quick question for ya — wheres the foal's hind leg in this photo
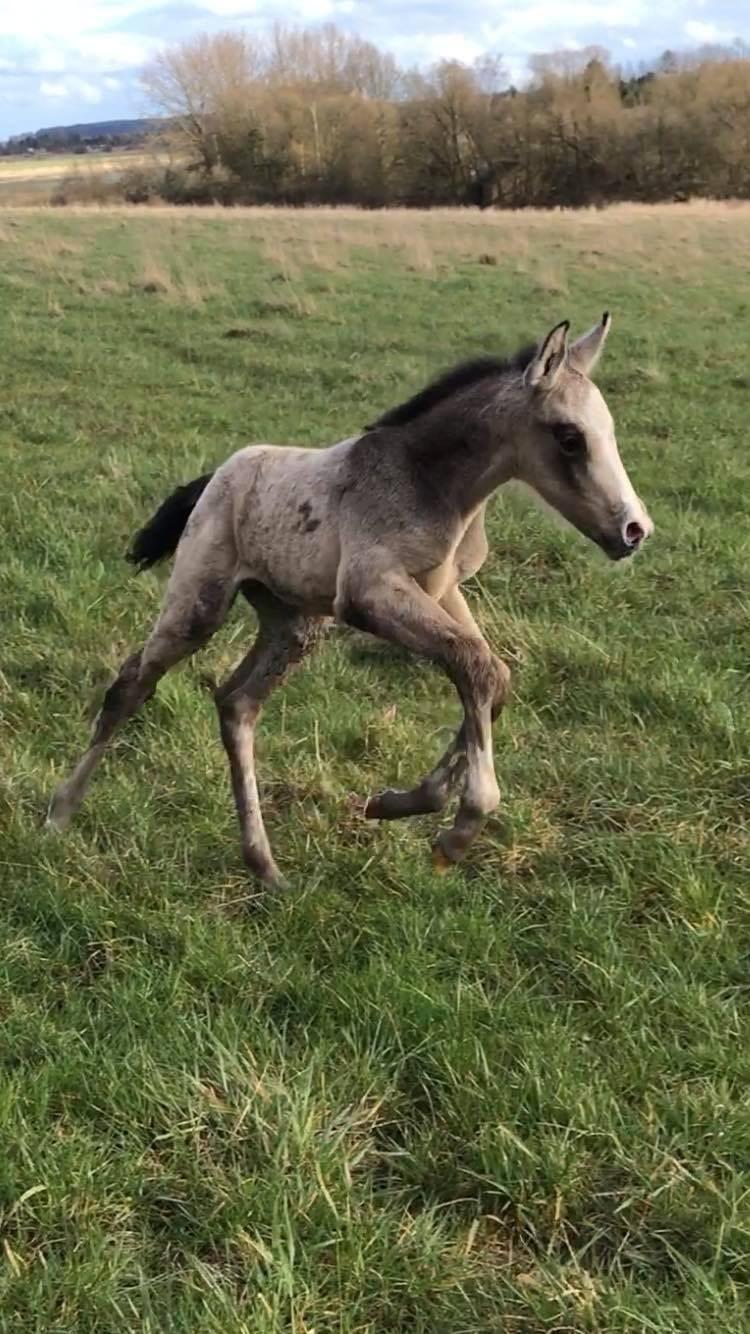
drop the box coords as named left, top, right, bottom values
left=215, top=587, right=323, bottom=890
left=46, top=571, right=235, bottom=830
left=365, top=586, right=509, bottom=822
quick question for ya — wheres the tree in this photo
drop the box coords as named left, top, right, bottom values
left=137, top=26, right=750, bottom=208
left=142, top=32, right=263, bottom=174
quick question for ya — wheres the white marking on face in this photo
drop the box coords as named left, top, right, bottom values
left=520, top=372, right=653, bottom=556
left=578, top=382, right=653, bottom=544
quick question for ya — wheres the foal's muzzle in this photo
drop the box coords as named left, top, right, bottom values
left=597, top=514, right=653, bottom=561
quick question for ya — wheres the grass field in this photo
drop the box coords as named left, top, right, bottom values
left=1, top=202, right=749, bottom=1331
left=0, top=152, right=151, bottom=204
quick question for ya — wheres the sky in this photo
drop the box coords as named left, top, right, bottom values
left=0, top=0, right=748, bottom=138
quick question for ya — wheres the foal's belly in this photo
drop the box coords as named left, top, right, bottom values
left=232, top=442, right=347, bottom=612
left=229, top=443, right=487, bottom=615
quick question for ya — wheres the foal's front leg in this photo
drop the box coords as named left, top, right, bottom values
left=338, top=569, right=509, bottom=867
left=363, top=726, right=467, bottom=820
left=364, top=585, right=507, bottom=822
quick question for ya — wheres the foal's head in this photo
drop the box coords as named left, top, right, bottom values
left=513, top=314, right=652, bottom=560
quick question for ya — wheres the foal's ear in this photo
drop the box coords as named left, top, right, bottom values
left=569, top=310, right=611, bottom=377
left=524, top=320, right=570, bottom=391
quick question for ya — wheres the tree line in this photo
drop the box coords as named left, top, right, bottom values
left=74, top=25, right=750, bottom=207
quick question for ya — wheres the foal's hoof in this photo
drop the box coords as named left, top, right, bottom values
left=363, top=791, right=388, bottom=819
left=251, top=882, right=291, bottom=908
left=431, top=844, right=456, bottom=875
left=45, top=793, right=73, bottom=832
left=243, top=871, right=292, bottom=912
left=431, top=828, right=472, bottom=873
left=242, top=848, right=290, bottom=896
left=345, top=794, right=368, bottom=819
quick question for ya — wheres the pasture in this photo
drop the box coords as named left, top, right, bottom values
left=0, top=152, right=152, bottom=205
left=1, top=202, right=749, bottom=1331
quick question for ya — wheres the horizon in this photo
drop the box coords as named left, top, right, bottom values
left=1, top=0, right=749, bottom=140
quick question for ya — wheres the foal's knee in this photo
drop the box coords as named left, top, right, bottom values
left=215, top=689, right=257, bottom=730
left=451, top=637, right=500, bottom=706
left=464, top=771, right=501, bottom=817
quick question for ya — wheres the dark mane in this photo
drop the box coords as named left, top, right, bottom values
left=366, top=343, right=538, bottom=431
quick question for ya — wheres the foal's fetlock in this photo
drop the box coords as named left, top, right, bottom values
left=242, top=843, right=288, bottom=892
left=431, top=813, right=489, bottom=872
left=364, top=780, right=446, bottom=820
left=46, top=774, right=92, bottom=830
left=45, top=788, right=77, bottom=831
left=363, top=744, right=468, bottom=822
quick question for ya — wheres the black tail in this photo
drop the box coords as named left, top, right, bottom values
left=126, top=472, right=214, bottom=571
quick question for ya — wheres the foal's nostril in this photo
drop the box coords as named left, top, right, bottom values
left=624, top=521, right=645, bottom=548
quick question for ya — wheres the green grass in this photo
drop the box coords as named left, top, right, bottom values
left=1, top=203, right=750, bottom=1331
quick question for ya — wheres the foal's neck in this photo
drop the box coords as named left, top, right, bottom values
left=405, top=385, right=518, bottom=516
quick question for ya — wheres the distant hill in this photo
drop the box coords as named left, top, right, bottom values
left=2, top=118, right=163, bottom=154
left=32, top=118, right=159, bottom=141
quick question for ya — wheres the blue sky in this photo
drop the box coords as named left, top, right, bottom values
left=0, top=0, right=748, bottom=137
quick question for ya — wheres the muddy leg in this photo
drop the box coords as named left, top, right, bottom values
left=46, top=572, right=235, bottom=829
left=215, top=587, right=323, bottom=890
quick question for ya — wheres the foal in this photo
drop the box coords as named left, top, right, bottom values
left=47, top=314, right=653, bottom=890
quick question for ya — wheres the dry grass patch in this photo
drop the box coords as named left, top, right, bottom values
left=128, top=234, right=225, bottom=304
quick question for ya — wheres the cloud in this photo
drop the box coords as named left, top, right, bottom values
left=74, top=33, right=152, bottom=67
left=684, top=19, right=734, bottom=44
left=36, top=52, right=68, bottom=73
left=198, top=0, right=258, bottom=11
left=113, top=3, right=220, bottom=34
left=39, top=76, right=103, bottom=103
left=481, top=0, right=645, bottom=43
left=392, top=31, right=485, bottom=64
left=6, top=2, right=138, bottom=43
left=2, top=0, right=750, bottom=138
left=299, top=0, right=358, bottom=15
left=39, top=80, right=68, bottom=98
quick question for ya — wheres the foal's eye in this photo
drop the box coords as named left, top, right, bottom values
left=551, top=423, right=587, bottom=457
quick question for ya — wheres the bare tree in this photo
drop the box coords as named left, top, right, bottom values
left=137, top=27, right=750, bottom=208
left=141, top=32, right=264, bottom=174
